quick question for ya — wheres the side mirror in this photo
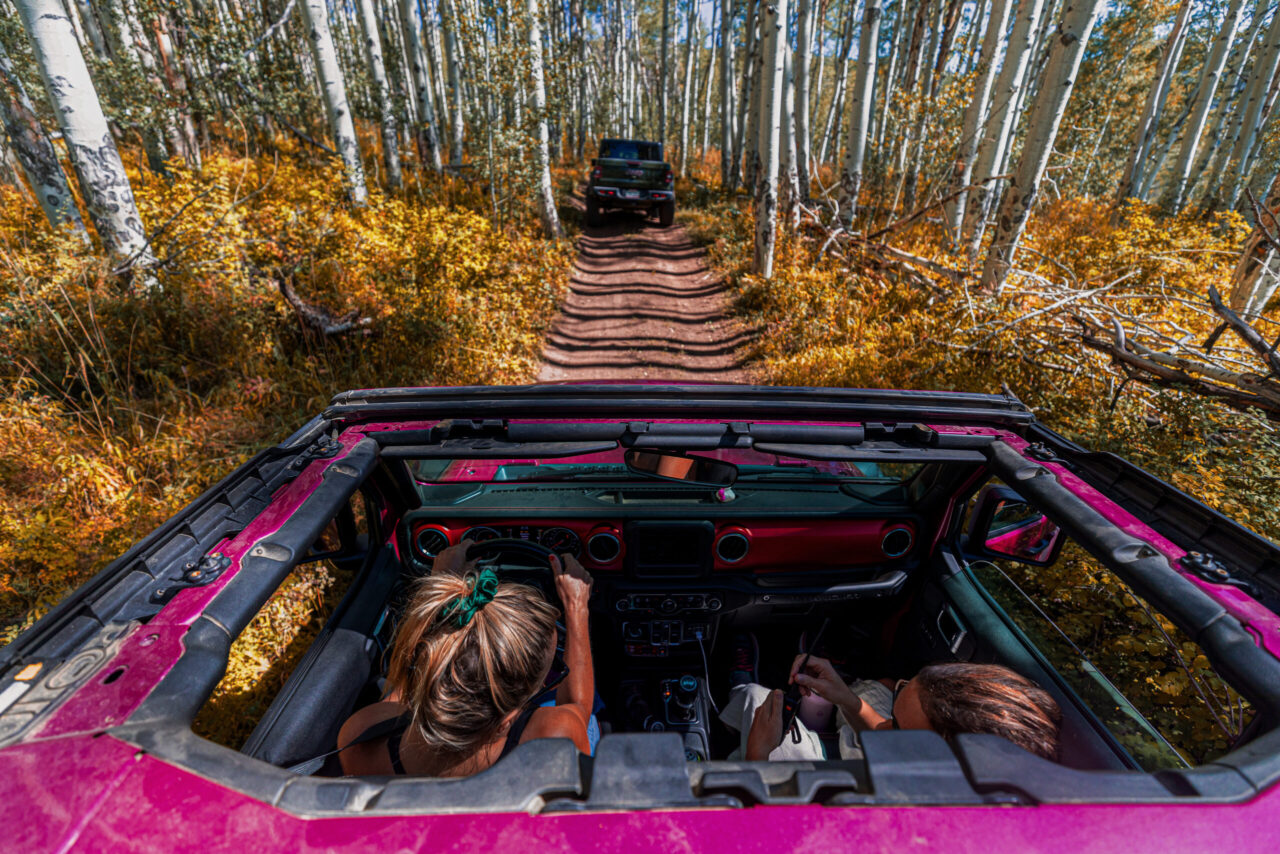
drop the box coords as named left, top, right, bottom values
left=969, top=486, right=1063, bottom=566
left=623, top=449, right=737, bottom=487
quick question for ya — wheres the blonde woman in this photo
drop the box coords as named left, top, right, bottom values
left=337, top=544, right=594, bottom=776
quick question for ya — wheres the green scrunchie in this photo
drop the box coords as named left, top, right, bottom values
left=439, top=566, right=500, bottom=628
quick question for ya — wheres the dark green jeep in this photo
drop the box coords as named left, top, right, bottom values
left=585, top=138, right=676, bottom=227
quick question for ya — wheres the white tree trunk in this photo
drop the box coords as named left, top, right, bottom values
left=720, top=0, right=734, bottom=186
left=358, top=0, right=403, bottom=187
left=660, top=0, right=671, bottom=144
left=1227, top=171, right=1280, bottom=318
left=979, top=0, right=1103, bottom=293
left=962, top=0, right=1044, bottom=260
left=527, top=0, right=561, bottom=238
left=745, top=0, right=767, bottom=190
left=1114, top=0, right=1193, bottom=206
left=299, top=0, right=368, bottom=205
left=733, top=0, right=761, bottom=191
left=0, top=42, right=86, bottom=235
left=400, top=0, right=444, bottom=171
left=441, top=0, right=466, bottom=166
left=70, top=0, right=108, bottom=59
left=754, top=0, right=787, bottom=277
left=838, top=0, right=882, bottom=219
left=16, top=0, right=153, bottom=268
left=943, top=0, right=1011, bottom=243
left=1222, top=8, right=1280, bottom=210
left=794, top=0, right=814, bottom=199
left=681, top=1, right=698, bottom=174
left=779, top=45, right=799, bottom=225
left=1161, top=0, right=1249, bottom=212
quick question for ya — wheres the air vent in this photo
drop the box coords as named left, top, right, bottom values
left=716, top=532, right=750, bottom=563
left=881, top=527, right=913, bottom=558
left=587, top=532, right=621, bottom=563
left=415, top=527, right=450, bottom=559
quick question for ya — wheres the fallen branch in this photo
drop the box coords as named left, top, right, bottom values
left=1208, top=284, right=1280, bottom=377
left=276, top=275, right=373, bottom=337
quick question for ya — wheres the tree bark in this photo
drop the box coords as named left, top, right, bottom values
left=659, top=0, right=671, bottom=146
left=16, top=0, right=154, bottom=269
left=754, top=0, right=787, bottom=277
left=779, top=45, right=799, bottom=224
left=0, top=42, right=86, bottom=235
left=732, top=0, right=760, bottom=192
left=962, top=0, right=1044, bottom=261
left=527, top=0, right=561, bottom=238
left=943, top=0, right=1011, bottom=243
left=1220, top=8, right=1280, bottom=210
left=1227, top=172, right=1280, bottom=318
left=400, top=0, right=444, bottom=171
left=298, top=0, right=368, bottom=205
left=838, top=0, right=882, bottom=219
left=979, top=0, right=1103, bottom=293
left=681, top=0, right=698, bottom=175
left=1162, top=0, right=1249, bottom=213
left=440, top=0, right=466, bottom=165
left=720, top=0, right=735, bottom=186
left=358, top=0, right=403, bottom=187
left=794, top=0, right=814, bottom=199
left=1114, top=0, right=1193, bottom=207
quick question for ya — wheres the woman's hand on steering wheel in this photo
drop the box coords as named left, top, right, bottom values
left=551, top=553, right=592, bottom=620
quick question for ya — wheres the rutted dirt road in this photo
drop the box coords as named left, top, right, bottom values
left=537, top=204, right=751, bottom=382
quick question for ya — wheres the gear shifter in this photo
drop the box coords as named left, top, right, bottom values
left=663, top=674, right=700, bottom=724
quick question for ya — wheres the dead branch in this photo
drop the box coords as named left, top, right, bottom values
left=1208, top=284, right=1280, bottom=377
left=277, top=275, right=373, bottom=337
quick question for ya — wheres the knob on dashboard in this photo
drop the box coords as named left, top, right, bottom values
left=660, top=598, right=678, bottom=614
left=706, top=598, right=723, bottom=611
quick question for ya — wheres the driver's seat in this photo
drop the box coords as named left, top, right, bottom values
left=240, top=546, right=398, bottom=768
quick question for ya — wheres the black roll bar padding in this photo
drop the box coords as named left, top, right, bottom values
left=983, top=440, right=1280, bottom=723
left=129, top=438, right=379, bottom=728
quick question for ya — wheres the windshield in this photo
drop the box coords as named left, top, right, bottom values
left=410, top=448, right=922, bottom=484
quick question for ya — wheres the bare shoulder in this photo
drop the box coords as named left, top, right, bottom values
left=338, top=700, right=408, bottom=748
left=521, top=704, right=591, bottom=753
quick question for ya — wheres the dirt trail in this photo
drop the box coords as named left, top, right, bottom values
left=537, top=203, right=751, bottom=382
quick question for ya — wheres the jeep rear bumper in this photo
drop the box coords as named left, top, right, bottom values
left=592, top=187, right=675, bottom=207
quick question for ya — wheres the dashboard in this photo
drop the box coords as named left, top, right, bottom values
left=403, top=516, right=920, bottom=574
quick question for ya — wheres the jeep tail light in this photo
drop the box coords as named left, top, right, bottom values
left=664, top=171, right=673, bottom=185
left=591, top=166, right=602, bottom=180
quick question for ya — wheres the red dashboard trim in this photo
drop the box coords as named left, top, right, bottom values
left=407, top=519, right=917, bottom=571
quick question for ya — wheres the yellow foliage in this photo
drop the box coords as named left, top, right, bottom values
left=0, top=143, right=572, bottom=645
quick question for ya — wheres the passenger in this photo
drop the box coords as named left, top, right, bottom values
left=720, top=646, right=1061, bottom=763
left=337, top=544, right=594, bottom=776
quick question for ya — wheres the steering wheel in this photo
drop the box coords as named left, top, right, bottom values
left=464, top=538, right=561, bottom=606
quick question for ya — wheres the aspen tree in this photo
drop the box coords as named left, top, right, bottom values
left=15, top=0, right=154, bottom=270
left=681, top=0, right=697, bottom=174
left=980, top=0, right=1103, bottom=293
left=1221, top=8, right=1280, bottom=210
left=779, top=46, right=799, bottom=225
left=963, top=0, right=1045, bottom=261
left=720, top=0, right=734, bottom=186
left=733, top=0, right=761, bottom=191
left=754, top=0, right=787, bottom=277
left=1115, top=0, right=1193, bottom=207
left=1227, top=171, right=1280, bottom=318
left=0, top=42, right=85, bottom=235
left=1163, top=0, right=1249, bottom=212
left=527, top=0, right=561, bottom=238
left=660, top=0, right=670, bottom=144
left=794, top=0, right=814, bottom=199
left=400, top=0, right=443, bottom=171
left=839, top=0, right=882, bottom=220
left=441, top=0, right=466, bottom=165
left=943, top=0, right=1011, bottom=243
left=357, top=0, right=403, bottom=187
left=297, top=0, right=368, bottom=205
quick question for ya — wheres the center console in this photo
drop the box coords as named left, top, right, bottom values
left=622, top=674, right=713, bottom=760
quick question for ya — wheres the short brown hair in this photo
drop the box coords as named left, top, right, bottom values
left=386, top=563, right=558, bottom=758
left=915, top=662, right=1062, bottom=761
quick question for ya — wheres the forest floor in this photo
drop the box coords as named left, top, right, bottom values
left=538, top=194, right=752, bottom=381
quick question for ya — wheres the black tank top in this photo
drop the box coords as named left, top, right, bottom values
left=365, top=707, right=539, bottom=775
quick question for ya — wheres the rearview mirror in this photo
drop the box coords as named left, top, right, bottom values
left=623, top=449, right=737, bottom=487
left=970, top=486, right=1063, bottom=566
